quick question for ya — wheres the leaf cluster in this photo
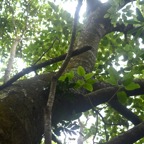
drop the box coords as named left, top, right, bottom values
left=59, top=66, right=96, bottom=92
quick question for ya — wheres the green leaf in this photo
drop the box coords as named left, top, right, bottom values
left=84, top=73, right=94, bottom=80
left=106, top=67, right=119, bottom=85
left=134, top=27, right=143, bottom=40
left=126, top=10, right=133, bottom=17
left=108, top=67, right=119, bottom=80
left=104, top=13, right=110, bottom=18
left=125, top=82, right=140, bottom=90
left=77, top=66, right=85, bottom=76
left=75, top=80, right=85, bottom=88
left=105, top=78, right=117, bottom=85
left=59, top=75, right=66, bottom=81
left=59, top=71, right=74, bottom=81
left=117, top=91, right=128, bottom=104
left=83, top=83, right=93, bottom=92
left=136, top=8, right=144, bottom=22
left=122, top=72, right=133, bottom=86
left=126, top=20, right=141, bottom=25
left=102, top=37, right=109, bottom=46
left=86, top=79, right=96, bottom=85
left=65, top=71, right=74, bottom=81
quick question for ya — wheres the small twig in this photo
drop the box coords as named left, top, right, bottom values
left=33, top=37, right=60, bottom=65
left=44, top=1, right=83, bottom=144
left=93, top=113, right=98, bottom=144
left=106, top=87, right=121, bottom=103
left=87, top=96, right=109, bottom=142
left=95, top=109, right=109, bottom=141
left=32, top=37, right=59, bottom=75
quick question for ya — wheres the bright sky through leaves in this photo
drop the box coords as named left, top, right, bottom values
left=50, top=0, right=108, bottom=23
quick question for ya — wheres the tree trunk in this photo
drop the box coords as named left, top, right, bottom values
left=4, top=36, right=21, bottom=83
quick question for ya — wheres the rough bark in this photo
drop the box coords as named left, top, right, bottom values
left=66, top=2, right=111, bottom=72
left=0, top=74, right=52, bottom=144
left=1, top=73, right=144, bottom=143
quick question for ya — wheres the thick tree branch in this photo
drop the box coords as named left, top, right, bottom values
left=71, top=80, right=144, bottom=116
left=108, top=99, right=142, bottom=125
left=1, top=72, right=144, bottom=143
left=105, top=121, right=144, bottom=144
left=114, top=23, right=144, bottom=38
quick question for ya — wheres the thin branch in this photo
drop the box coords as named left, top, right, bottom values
left=0, top=45, right=92, bottom=91
left=95, top=109, right=109, bottom=142
left=87, top=101, right=109, bottom=142
left=93, top=113, right=98, bottom=144
left=84, top=86, right=143, bottom=127
left=33, top=37, right=60, bottom=65
left=44, top=1, right=83, bottom=144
